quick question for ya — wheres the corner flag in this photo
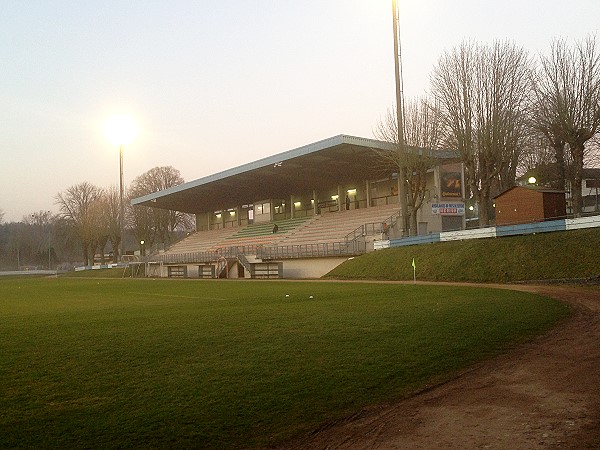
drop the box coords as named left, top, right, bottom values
left=411, top=258, right=416, bottom=283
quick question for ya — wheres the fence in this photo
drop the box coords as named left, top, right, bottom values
left=257, top=241, right=366, bottom=260
left=148, top=214, right=600, bottom=263
left=153, top=251, right=220, bottom=265
left=343, top=212, right=400, bottom=243
left=148, top=240, right=366, bottom=266
left=377, top=214, right=600, bottom=250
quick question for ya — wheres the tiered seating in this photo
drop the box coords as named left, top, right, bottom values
left=274, top=204, right=399, bottom=246
left=159, top=206, right=399, bottom=258
left=217, top=217, right=311, bottom=249
left=162, top=217, right=314, bottom=256
left=163, top=227, right=238, bottom=255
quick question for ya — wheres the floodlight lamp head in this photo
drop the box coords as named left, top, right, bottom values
left=105, top=115, right=137, bottom=146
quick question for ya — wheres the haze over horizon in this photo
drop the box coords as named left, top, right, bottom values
left=1, top=0, right=598, bottom=223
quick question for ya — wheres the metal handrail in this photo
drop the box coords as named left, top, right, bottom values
left=257, top=240, right=366, bottom=260
left=343, top=212, right=401, bottom=242
left=153, top=251, right=220, bottom=264
left=236, top=253, right=253, bottom=272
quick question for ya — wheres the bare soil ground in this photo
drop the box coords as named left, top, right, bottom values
left=279, top=284, right=600, bottom=449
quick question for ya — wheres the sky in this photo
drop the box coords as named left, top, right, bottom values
left=1, top=0, right=598, bottom=223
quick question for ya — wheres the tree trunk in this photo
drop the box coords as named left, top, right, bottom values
left=398, top=171, right=409, bottom=236
left=410, top=207, right=418, bottom=236
left=570, top=141, right=585, bottom=215
left=90, top=243, right=97, bottom=266
left=478, top=185, right=492, bottom=227
left=82, top=243, right=89, bottom=266
left=98, top=240, right=106, bottom=264
left=553, top=138, right=566, bottom=191
left=111, top=237, right=121, bottom=263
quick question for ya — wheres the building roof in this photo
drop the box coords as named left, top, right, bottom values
left=583, top=168, right=600, bottom=178
left=131, top=134, right=457, bottom=214
left=494, top=185, right=566, bottom=199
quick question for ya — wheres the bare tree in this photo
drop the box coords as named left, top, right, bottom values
left=99, top=186, right=122, bottom=263
left=87, top=196, right=112, bottom=265
left=518, top=133, right=565, bottom=184
left=128, top=202, right=156, bottom=249
left=587, top=134, right=600, bottom=167
left=375, top=97, right=445, bottom=235
left=24, top=211, right=56, bottom=269
left=531, top=36, right=600, bottom=213
left=431, top=41, right=531, bottom=226
left=128, top=166, right=193, bottom=250
left=529, top=93, right=568, bottom=190
left=6, top=222, right=31, bottom=269
left=55, top=182, right=104, bottom=265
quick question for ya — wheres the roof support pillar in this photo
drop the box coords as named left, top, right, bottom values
left=313, top=190, right=318, bottom=215
left=290, top=195, right=295, bottom=219
left=338, top=186, right=342, bottom=213
left=366, top=180, right=372, bottom=208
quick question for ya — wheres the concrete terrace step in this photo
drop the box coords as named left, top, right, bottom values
left=276, top=205, right=399, bottom=246
left=165, top=228, right=238, bottom=254
left=158, top=204, right=399, bottom=257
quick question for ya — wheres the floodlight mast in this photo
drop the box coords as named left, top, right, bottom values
left=105, top=114, right=136, bottom=263
left=392, top=0, right=408, bottom=236
left=119, top=144, right=124, bottom=262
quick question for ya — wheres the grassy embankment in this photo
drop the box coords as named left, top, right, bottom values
left=326, top=228, right=600, bottom=283
left=0, top=277, right=569, bottom=448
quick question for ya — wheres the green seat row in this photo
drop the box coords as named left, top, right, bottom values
left=225, top=217, right=309, bottom=239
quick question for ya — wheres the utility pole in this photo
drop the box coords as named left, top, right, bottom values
left=392, top=0, right=408, bottom=236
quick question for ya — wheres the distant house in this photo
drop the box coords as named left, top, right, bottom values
left=494, top=186, right=566, bottom=226
left=517, top=166, right=600, bottom=214
left=581, top=168, right=600, bottom=213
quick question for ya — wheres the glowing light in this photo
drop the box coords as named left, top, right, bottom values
left=105, top=115, right=137, bottom=146
left=528, top=176, right=537, bottom=184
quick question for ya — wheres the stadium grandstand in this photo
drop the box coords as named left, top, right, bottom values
left=131, top=134, right=463, bottom=279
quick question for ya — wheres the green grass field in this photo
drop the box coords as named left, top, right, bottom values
left=0, top=277, right=569, bottom=448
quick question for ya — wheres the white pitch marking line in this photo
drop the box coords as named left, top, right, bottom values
left=129, top=292, right=225, bottom=300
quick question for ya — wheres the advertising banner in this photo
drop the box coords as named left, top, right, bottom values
left=440, top=164, right=463, bottom=198
left=432, top=203, right=465, bottom=215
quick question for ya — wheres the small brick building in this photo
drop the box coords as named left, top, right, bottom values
left=494, top=186, right=567, bottom=226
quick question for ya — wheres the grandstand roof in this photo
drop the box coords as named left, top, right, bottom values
left=131, top=134, right=455, bottom=214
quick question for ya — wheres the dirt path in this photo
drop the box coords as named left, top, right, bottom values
left=280, top=284, right=600, bottom=449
